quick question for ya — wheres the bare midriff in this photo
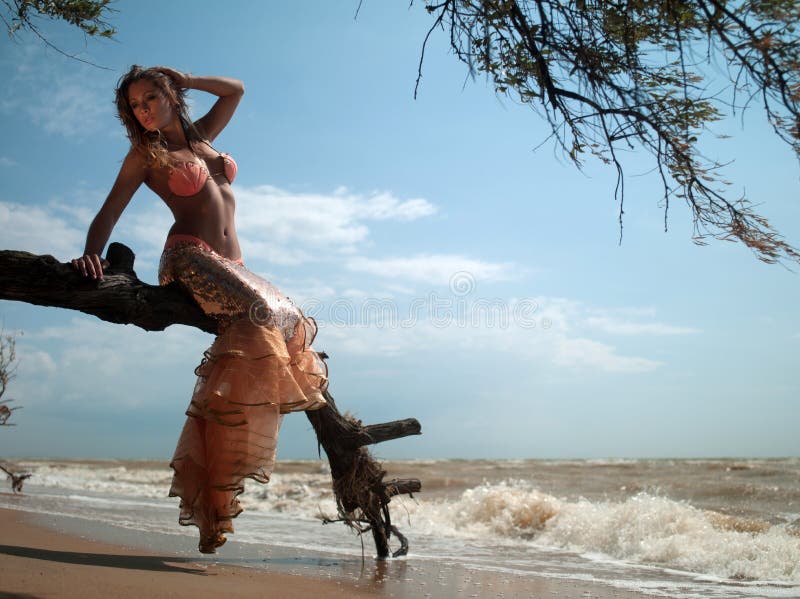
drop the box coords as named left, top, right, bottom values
left=146, top=155, right=242, bottom=261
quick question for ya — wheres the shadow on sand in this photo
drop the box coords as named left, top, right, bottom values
left=0, top=543, right=206, bottom=575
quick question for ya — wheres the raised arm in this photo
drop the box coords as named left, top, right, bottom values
left=72, top=150, right=146, bottom=279
left=155, top=67, right=244, bottom=142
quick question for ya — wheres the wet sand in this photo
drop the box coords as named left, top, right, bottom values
left=0, top=506, right=653, bottom=598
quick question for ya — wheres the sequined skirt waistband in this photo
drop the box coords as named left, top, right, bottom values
left=163, top=234, right=244, bottom=266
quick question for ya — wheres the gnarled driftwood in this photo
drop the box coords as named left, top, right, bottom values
left=0, top=462, right=31, bottom=493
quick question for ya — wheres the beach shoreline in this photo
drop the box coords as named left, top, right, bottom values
left=0, top=505, right=653, bottom=598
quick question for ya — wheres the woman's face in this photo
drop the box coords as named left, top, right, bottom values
left=127, top=79, right=175, bottom=131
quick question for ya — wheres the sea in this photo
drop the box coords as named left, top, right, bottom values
left=1, top=457, right=798, bottom=598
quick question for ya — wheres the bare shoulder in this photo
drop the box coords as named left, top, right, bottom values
left=117, top=147, right=157, bottom=191
left=121, top=146, right=149, bottom=174
left=102, top=147, right=149, bottom=210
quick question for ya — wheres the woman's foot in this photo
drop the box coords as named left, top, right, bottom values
left=198, top=531, right=227, bottom=554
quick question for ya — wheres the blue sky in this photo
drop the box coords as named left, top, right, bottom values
left=0, top=1, right=797, bottom=460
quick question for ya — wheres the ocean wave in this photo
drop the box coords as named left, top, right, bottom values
left=12, top=460, right=800, bottom=584
left=16, top=462, right=172, bottom=499
left=402, top=480, right=800, bottom=583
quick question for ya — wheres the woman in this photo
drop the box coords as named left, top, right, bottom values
left=72, top=65, right=328, bottom=553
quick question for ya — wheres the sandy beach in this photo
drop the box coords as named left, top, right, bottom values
left=0, top=507, right=379, bottom=599
left=0, top=505, right=656, bottom=599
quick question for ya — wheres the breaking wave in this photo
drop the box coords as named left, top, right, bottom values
left=404, top=480, right=800, bottom=582
left=9, top=460, right=800, bottom=584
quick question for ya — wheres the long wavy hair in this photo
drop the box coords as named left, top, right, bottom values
left=115, top=65, right=204, bottom=169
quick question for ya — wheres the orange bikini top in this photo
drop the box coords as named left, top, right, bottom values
left=168, top=146, right=238, bottom=198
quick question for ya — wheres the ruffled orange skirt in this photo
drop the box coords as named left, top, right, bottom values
left=159, top=235, right=327, bottom=552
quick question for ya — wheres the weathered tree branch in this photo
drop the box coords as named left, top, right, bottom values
left=0, top=244, right=217, bottom=333
left=361, top=419, right=423, bottom=446
left=0, top=400, right=20, bottom=426
left=307, top=393, right=422, bottom=558
left=0, top=462, right=31, bottom=493
left=0, top=243, right=422, bottom=558
left=420, top=0, right=800, bottom=264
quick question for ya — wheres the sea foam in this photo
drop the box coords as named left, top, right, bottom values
left=403, top=480, right=800, bottom=582
left=10, top=460, right=800, bottom=585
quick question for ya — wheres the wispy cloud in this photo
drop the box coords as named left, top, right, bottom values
left=319, top=312, right=659, bottom=373
left=234, top=184, right=437, bottom=264
left=585, top=315, right=700, bottom=336
left=0, top=157, right=17, bottom=167
left=19, top=317, right=210, bottom=409
left=345, top=254, right=520, bottom=286
left=0, top=47, right=113, bottom=138
left=2, top=182, right=439, bottom=265
left=552, top=337, right=661, bottom=373
left=0, top=200, right=84, bottom=256
left=29, top=79, right=110, bottom=137
left=3, top=187, right=672, bottom=376
left=115, top=202, right=174, bottom=258
left=330, top=186, right=437, bottom=221
left=300, top=291, right=681, bottom=374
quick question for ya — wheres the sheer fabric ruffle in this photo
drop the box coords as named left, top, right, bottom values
left=159, top=236, right=327, bottom=551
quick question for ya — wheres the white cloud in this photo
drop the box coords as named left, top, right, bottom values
left=532, top=302, right=697, bottom=340
left=321, top=324, right=413, bottom=358
left=553, top=337, right=661, bottom=373
left=1, top=182, right=441, bottom=272
left=30, top=79, right=109, bottom=137
left=0, top=191, right=170, bottom=274
left=0, top=48, right=113, bottom=138
left=256, top=287, right=671, bottom=375
left=235, top=185, right=437, bottom=260
left=237, top=237, right=316, bottom=267
left=585, top=316, right=700, bottom=336
left=0, top=157, right=17, bottom=167
left=116, top=203, right=174, bottom=259
left=47, top=198, right=98, bottom=226
left=20, top=317, right=211, bottom=409
left=15, top=348, right=57, bottom=374
left=335, top=188, right=436, bottom=221
left=0, top=201, right=84, bottom=256
left=317, top=302, right=660, bottom=374
left=345, top=254, right=520, bottom=286
left=2, top=188, right=671, bottom=377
